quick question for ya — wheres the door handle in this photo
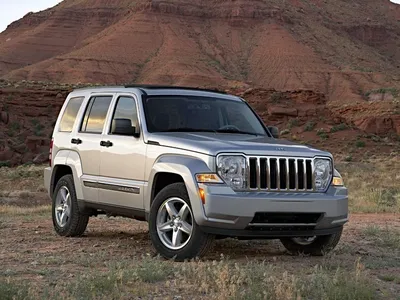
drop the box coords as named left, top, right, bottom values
left=100, top=140, right=113, bottom=148
left=71, top=138, right=82, bottom=145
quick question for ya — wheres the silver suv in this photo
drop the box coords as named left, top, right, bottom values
left=44, top=85, right=348, bottom=260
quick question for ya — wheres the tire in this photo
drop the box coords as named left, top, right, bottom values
left=52, top=174, right=89, bottom=237
left=280, top=228, right=343, bottom=256
left=149, top=182, right=214, bottom=261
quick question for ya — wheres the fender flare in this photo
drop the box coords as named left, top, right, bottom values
left=146, top=154, right=213, bottom=225
left=52, top=150, right=84, bottom=200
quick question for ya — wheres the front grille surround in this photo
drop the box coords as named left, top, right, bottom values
left=246, top=156, right=332, bottom=192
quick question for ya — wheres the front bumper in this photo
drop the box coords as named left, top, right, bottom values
left=195, top=184, right=348, bottom=237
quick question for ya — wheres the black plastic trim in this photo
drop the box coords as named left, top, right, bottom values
left=200, top=225, right=343, bottom=239
left=83, top=181, right=140, bottom=194
left=147, top=140, right=160, bottom=146
left=79, top=200, right=146, bottom=221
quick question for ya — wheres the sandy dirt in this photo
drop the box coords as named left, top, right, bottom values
left=1, top=201, right=399, bottom=299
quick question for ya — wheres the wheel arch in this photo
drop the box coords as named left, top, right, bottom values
left=151, top=172, right=185, bottom=204
left=51, top=150, right=84, bottom=199
left=145, top=154, right=213, bottom=225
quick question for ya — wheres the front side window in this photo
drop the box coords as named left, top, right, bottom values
left=59, top=96, right=84, bottom=132
left=143, top=96, right=267, bottom=136
left=110, top=96, right=138, bottom=134
left=80, top=96, right=112, bottom=133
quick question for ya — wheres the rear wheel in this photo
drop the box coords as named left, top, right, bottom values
left=52, top=174, right=89, bottom=237
left=149, top=182, right=214, bottom=260
left=280, top=228, right=343, bottom=256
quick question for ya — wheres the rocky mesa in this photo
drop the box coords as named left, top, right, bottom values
left=0, top=0, right=399, bottom=165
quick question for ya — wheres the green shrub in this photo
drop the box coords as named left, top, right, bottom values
left=317, top=129, right=329, bottom=140
left=270, top=92, right=285, bottom=103
left=32, top=119, right=44, bottom=136
left=10, top=121, right=20, bottom=131
left=288, top=118, right=299, bottom=129
left=355, top=141, right=366, bottom=148
left=331, top=123, right=348, bottom=133
left=304, top=121, right=316, bottom=132
left=0, top=161, right=11, bottom=168
left=365, top=87, right=399, bottom=98
left=344, top=155, right=353, bottom=162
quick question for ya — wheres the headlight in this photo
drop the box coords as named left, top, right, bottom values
left=217, top=155, right=246, bottom=190
left=314, top=158, right=333, bottom=192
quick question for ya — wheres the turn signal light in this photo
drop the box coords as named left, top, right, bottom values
left=199, top=188, right=206, bottom=204
left=332, top=177, right=344, bottom=186
left=196, top=174, right=223, bottom=183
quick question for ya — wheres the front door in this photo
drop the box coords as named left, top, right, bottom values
left=98, top=94, right=146, bottom=210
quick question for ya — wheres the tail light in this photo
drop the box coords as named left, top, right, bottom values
left=49, top=138, right=54, bottom=167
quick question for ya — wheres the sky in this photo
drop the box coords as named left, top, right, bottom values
left=0, top=0, right=63, bottom=33
left=0, top=0, right=400, bottom=33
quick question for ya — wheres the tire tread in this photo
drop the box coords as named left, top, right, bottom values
left=280, top=228, right=343, bottom=256
left=53, top=174, right=89, bottom=237
left=149, top=182, right=214, bottom=260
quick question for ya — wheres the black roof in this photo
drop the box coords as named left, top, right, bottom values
left=124, top=84, right=227, bottom=95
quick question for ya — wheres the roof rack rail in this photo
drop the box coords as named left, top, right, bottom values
left=124, top=84, right=227, bottom=94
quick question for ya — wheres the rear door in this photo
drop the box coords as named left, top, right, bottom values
left=98, top=93, right=146, bottom=210
left=71, top=94, right=115, bottom=202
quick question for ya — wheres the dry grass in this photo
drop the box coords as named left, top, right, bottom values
left=363, top=225, right=400, bottom=249
left=0, top=164, right=46, bottom=193
left=0, top=205, right=51, bottom=216
left=337, top=157, right=400, bottom=213
left=0, top=256, right=375, bottom=300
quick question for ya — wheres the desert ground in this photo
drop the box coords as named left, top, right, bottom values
left=0, top=159, right=399, bottom=300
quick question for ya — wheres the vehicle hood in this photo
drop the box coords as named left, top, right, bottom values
left=147, top=132, right=332, bottom=158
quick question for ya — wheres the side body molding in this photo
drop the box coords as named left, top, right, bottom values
left=145, top=155, right=213, bottom=225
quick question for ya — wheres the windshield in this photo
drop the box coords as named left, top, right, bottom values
left=143, top=96, right=267, bottom=136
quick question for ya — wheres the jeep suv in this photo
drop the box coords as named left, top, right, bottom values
left=44, top=85, right=348, bottom=260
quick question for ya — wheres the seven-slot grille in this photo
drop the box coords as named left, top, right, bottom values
left=247, top=157, right=315, bottom=191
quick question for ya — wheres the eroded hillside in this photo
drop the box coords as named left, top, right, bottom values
left=0, top=80, right=399, bottom=166
left=0, top=0, right=399, bottom=165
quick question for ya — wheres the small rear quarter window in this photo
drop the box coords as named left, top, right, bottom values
left=59, top=97, right=84, bottom=132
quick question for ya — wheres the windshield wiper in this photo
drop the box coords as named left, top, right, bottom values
left=216, top=128, right=260, bottom=136
left=161, top=128, right=217, bottom=133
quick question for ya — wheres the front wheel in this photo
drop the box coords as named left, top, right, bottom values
left=280, top=228, right=343, bottom=256
left=149, top=182, right=214, bottom=260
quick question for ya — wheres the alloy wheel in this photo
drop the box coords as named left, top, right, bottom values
left=156, top=197, right=194, bottom=250
left=55, top=186, right=71, bottom=228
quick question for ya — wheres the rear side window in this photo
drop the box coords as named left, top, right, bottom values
left=80, top=96, right=112, bottom=134
left=59, top=97, right=84, bottom=132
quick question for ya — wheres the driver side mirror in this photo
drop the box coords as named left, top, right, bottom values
left=112, top=118, right=140, bottom=138
left=268, top=126, right=279, bottom=138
